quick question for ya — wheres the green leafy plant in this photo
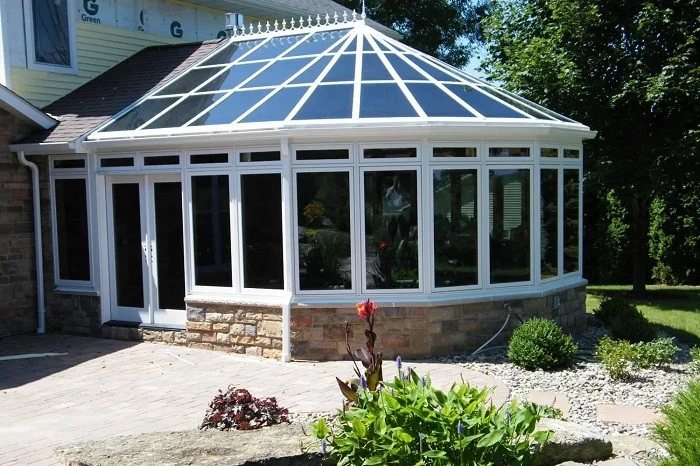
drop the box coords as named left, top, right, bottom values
left=653, top=379, right=700, bottom=466
left=200, top=386, right=289, bottom=431
left=507, top=317, right=578, bottom=370
left=312, top=368, right=551, bottom=465
left=596, top=336, right=637, bottom=380
left=631, top=337, right=679, bottom=369
left=690, top=347, right=700, bottom=373
left=593, top=297, right=656, bottom=342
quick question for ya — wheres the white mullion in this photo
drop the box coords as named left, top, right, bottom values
left=482, top=163, right=491, bottom=288
left=533, top=144, right=541, bottom=284
left=351, top=30, right=363, bottom=119
left=421, top=140, right=432, bottom=291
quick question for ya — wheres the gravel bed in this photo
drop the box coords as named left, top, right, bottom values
left=439, top=325, right=696, bottom=438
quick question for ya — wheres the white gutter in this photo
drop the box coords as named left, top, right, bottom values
left=16, top=151, right=45, bottom=334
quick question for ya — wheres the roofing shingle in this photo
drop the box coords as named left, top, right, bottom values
left=20, top=40, right=225, bottom=145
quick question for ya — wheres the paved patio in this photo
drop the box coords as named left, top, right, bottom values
left=0, top=333, right=508, bottom=465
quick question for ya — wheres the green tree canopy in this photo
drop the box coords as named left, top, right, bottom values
left=480, top=0, right=700, bottom=291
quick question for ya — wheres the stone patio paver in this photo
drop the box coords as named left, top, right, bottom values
left=526, top=390, right=571, bottom=418
left=596, top=404, right=662, bottom=425
left=0, top=334, right=508, bottom=465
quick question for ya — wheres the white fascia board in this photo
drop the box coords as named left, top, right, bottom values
left=0, top=86, right=56, bottom=129
left=9, top=142, right=74, bottom=155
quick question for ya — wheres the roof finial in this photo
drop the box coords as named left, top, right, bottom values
left=361, top=0, right=366, bottom=19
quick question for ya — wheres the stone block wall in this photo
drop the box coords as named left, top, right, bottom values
left=0, top=110, right=39, bottom=336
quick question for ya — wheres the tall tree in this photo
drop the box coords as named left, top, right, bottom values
left=336, top=0, right=485, bottom=67
left=480, top=0, right=700, bottom=293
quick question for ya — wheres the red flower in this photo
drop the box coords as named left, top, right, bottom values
left=378, top=240, right=389, bottom=250
left=356, top=299, right=378, bottom=319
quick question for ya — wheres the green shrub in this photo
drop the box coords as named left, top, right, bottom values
left=596, top=337, right=680, bottom=380
left=594, top=297, right=656, bottom=342
left=653, top=379, right=700, bottom=466
left=631, top=337, right=678, bottom=369
left=312, top=369, right=551, bottom=465
left=507, top=318, right=579, bottom=370
left=690, top=347, right=700, bottom=373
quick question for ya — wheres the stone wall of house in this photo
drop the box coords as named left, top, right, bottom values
left=0, top=110, right=40, bottom=337
left=291, top=285, right=586, bottom=361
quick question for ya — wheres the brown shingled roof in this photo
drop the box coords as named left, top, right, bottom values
left=20, top=40, right=225, bottom=145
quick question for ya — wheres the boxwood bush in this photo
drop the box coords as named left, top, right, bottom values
left=593, top=297, right=656, bottom=342
left=508, top=318, right=578, bottom=370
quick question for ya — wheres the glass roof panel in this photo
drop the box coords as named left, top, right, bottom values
left=404, top=55, right=461, bottom=82
left=198, top=62, right=266, bottom=92
left=445, top=84, right=528, bottom=118
left=293, top=84, right=353, bottom=120
left=143, top=93, right=224, bottom=129
left=289, top=56, right=332, bottom=84
left=384, top=54, right=427, bottom=81
left=243, top=57, right=314, bottom=88
left=240, top=34, right=306, bottom=62
left=199, top=39, right=263, bottom=66
left=102, top=97, right=178, bottom=132
left=367, top=37, right=390, bottom=51
left=406, top=83, right=475, bottom=117
left=360, top=83, right=418, bottom=118
left=345, top=35, right=358, bottom=52
left=154, top=67, right=224, bottom=96
left=476, top=86, right=557, bottom=120
left=361, top=54, right=393, bottom=81
left=286, top=30, right=349, bottom=56
left=190, top=89, right=272, bottom=126
left=322, top=55, right=356, bottom=82
left=240, top=86, right=310, bottom=123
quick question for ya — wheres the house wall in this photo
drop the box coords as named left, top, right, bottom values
left=0, top=109, right=39, bottom=336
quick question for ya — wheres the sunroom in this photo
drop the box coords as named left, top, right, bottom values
left=47, top=14, right=594, bottom=361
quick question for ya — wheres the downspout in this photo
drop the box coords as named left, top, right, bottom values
left=16, top=151, right=45, bottom=334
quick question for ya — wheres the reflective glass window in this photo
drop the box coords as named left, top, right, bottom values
left=200, top=39, right=263, bottom=66
left=477, top=86, right=553, bottom=120
left=540, top=169, right=559, bottom=279
left=296, top=149, right=349, bottom=160
left=384, top=54, right=427, bottom=81
left=489, top=147, right=530, bottom=157
left=433, top=147, right=477, bottom=158
left=364, top=148, right=417, bottom=159
left=297, top=172, right=352, bottom=290
left=243, top=58, right=313, bottom=88
left=405, top=55, right=459, bottom=82
left=361, top=84, right=417, bottom=118
left=322, top=55, right=356, bottom=82
left=192, top=175, right=232, bottom=286
left=153, top=182, right=185, bottom=310
left=286, top=30, right=349, bottom=56
left=191, top=153, right=228, bottom=164
left=365, top=37, right=390, bottom=51
left=541, top=148, right=558, bottom=158
left=564, top=149, right=580, bottom=159
left=241, top=34, right=306, bottom=61
left=54, top=179, right=90, bottom=281
left=101, top=157, right=134, bottom=168
left=407, top=83, right=474, bottom=117
left=433, top=169, right=478, bottom=287
left=364, top=170, right=419, bottom=289
left=144, top=155, right=179, bottom=166
left=144, top=94, right=224, bottom=129
left=564, top=169, right=580, bottom=273
left=241, top=86, right=309, bottom=123
left=104, top=98, right=178, bottom=132
left=362, top=54, right=393, bottom=81
left=489, top=169, right=531, bottom=284
left=345, top=36, right=359, bottom=52
left=446, top=85, right=527, bottom=118
left=53, top=159, right=85, bottom=169
left=239, top=151, right=280, bottom=162
left=191, top=89, right=271, bottom=126
left=294, top=85, right=353, bottom=120
left=32, top=0, right=70, bottom=66
left=112, top=183, right=143, bottom=307
left=241, top=174, right=284, bottom=289
left=154, top=68, right=223, bottom=95
left=198, top=63, right=266, bottom=92
left=290, top=56, right=332, bottom=84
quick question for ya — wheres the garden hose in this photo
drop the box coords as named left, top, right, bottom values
left=470, top=303, right=523, bottom=357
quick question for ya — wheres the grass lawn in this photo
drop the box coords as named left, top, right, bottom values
left=586, top=285, right=700, bottom=347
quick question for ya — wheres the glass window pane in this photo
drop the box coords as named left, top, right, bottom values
left=345, top=36, right=358, bottom=52
left=239, top=151, right=280, bottom=162
left=190, top=89, right=271, bottom=126
left=241, top=174, right=283, bottom=289
left=144, top=94, right=224, bottom=129
left=445, top=85, right=527, bottom=118
left=433, top=170, right=478, bottom=287
left=360, top=83, right=417, bottom=118
left=489, top=147, right=530, bottom=158
left=54, top=179, right=90, bottom=281
left=564, top=169, right=580, bottom=273
left=293, top=85, right=353, bottom=120
left=154, top=182, right=185, bottom=310
left=290, top=56, right=332, bottom=84
left=297, top=172, right=352, bottom=290
left=192, top=176, right=232, bottom=286
left=362, top=54, right=393, bottom=81
left=154, top=68, right=223, bottom=95
left=240, top=86, right=309, bottom=123
left=405, top=55, right=459, bottom=82
left=364, top=148, right=417, bottom=159
left=241, top=34, right=306, bottom=61
left=541, top=147, right=558, bottom=158
left=564, top=149, right=580, bottom=159
left=112, top=183, right=143, bottom=307
left=366, top=37, right=390, bottom=51
left=296, top=149, right=349, bottom=160
left=364, top=171, right=419, bottom=289
left=433, top=147, right=477, bottom=158
left=53, top=159, right=85, bottom=169
left=33, top=0, right=70, bottom=66
left=384, top=54, right=426, bottom=80
left=489, top=169, right=530, bottom=284
left=322, top=55, right=356, bottom=82
left=286, top=30, right=349, bottom=57
left=200, top=39, right=263, bottom=66
left=243, top=58, right=313, bottom=88
left=103, top=98, right=178, bottom=132
left=406, top=83, right=474, bottom=117
left=476, top=86, right=554, bottom=120
left=190, top=153, right=228, bottom=164
left=540, top=169, right=559, bottom=279
left=101, top=157, right=134, bottom=167
left=198, top=63, right=266, bottom=92
left=144, top=155, right=179, bottom=166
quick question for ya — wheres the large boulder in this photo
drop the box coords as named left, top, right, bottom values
left=535, top=419, right=613, bottom=466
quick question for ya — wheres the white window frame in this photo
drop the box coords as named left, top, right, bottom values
left=292, top=143, right=354, bottom=165
left=234, top=145, right=283, bottom=168
left=428, top=142, right=482, bottom=161
left=562, top=166, right=582, bottom=276
left=485, top=142, right=535, bottom=161
left=186, top=148, right=232, bottom=169
left=359, top=142, right=422, bottom=163
left=537, top=165, right=561, bottom=283
left=96, top=153, right=137, bottom=173
left=138, top=151, right=184, bottom=171
left=23, top=0, right=78, bottom=74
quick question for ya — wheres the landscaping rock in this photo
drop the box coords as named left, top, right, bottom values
left=55, top=423, right=322, bottom=466
left=534, top=418, right=613, bottom=466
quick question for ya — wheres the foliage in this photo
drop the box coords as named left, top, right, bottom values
left=507, top=318, right=578, bottom=370
left=595, top=336, right=679, bottom=380
left=690, top=347, right=700, bottom=373
left=594, top=297, right=656, bottom=343
left=303, top=200, right=327, bottom=227
left=653, top=379, right=700, bottom=466
left=312, top=369, right=551, bottom=465
left=302, top=233, right=351, bottom=289
left=631, top=337, right=678, bottom=369
left=200, top=386, right=289, bottom=431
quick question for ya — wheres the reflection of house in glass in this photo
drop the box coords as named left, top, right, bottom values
left=21, top=15, right=594, bottom=361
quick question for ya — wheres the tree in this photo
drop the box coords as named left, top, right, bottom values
left=479, top=0, right=700, bottom=293
left=336, top=0, right=486, bottom=67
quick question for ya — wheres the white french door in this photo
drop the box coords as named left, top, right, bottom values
left=105, top=175, right=186, bottom=326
